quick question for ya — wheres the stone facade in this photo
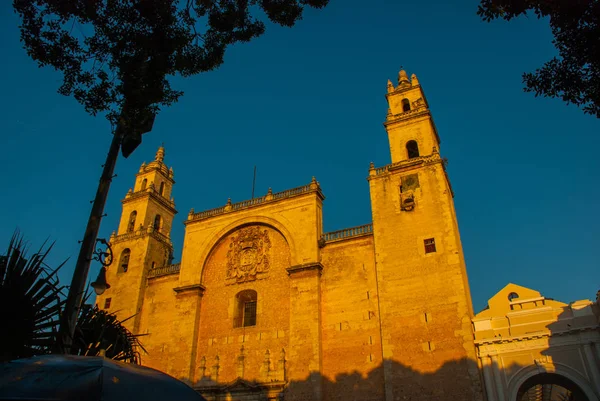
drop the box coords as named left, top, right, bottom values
left=97, top=70, right=486, bottom=401
left=473, top=284, right=600, bottom=401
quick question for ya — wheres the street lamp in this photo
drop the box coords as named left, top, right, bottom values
left=91, top=266, right=111, bottom=296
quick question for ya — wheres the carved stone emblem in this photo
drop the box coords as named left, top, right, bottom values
left=226, top=226, right=271, bottom=283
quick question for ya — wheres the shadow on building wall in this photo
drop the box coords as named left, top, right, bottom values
left=189, top=357, right=484, bottom=401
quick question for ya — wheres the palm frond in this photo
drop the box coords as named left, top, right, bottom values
left=0, top=231, right=66, bottom=362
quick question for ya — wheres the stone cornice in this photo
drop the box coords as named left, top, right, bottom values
left=122, top=188, right=178, bottom=215
left=287, top=262, right=323, bottom=276
left=186, top=180, right=325, bottom=224
left=474, top=325, right=599, bottom=346
left=110, top=227, right=174, bottom=249
left=173, top=283, right=206, bottom=294
left=384, top=108, right=430, bottom=126
left=368, top=151, right=444, bottom=179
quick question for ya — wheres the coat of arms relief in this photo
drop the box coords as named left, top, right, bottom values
left=226, top=226, right=272, bottom=284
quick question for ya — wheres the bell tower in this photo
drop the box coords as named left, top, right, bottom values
left=96, top=146, right=177, bottom=332
left=369, top=70, right=482, bottom=400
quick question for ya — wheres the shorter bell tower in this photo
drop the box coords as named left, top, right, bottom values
left=96, top=146, right=178, bottom=332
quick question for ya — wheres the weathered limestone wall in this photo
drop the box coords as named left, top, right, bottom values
left=135, top=274, right=180, bottom=373
left=319, top=235, right=384, bottom=401
left=369, top=161, right=481, bottom=401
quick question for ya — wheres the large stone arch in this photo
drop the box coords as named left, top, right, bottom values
left=507, top=362, right=597, bottom=401
left=198, top=215, right=297, bottom=283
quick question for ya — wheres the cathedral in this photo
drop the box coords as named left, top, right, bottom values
left=96, top=70, right=600, bottom=401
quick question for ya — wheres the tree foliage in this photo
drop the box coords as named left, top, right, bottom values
left=478, top=0, right=600, bottom=118
left=13, top=0, right=329, bottom=129
left=0, top=232, right=143, bottom=363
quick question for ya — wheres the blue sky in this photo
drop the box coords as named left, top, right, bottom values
left=0, top=0, right=598, bottom=312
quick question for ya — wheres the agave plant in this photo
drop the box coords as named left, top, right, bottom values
left=0, top=231, right=145, bottom=363
left=70, top=302, right=146, bottom=363
left=0, top=232, right=66, bottom=362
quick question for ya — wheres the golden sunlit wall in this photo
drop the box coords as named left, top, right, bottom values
left=96, top=71, right=487, bottom=401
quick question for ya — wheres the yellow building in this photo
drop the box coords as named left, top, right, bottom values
left=98, top=69, right=486, bottom=400
left=473, top=284, right=600, bottom=401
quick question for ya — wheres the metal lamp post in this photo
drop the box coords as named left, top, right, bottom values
left=57, top=109, right=155, bottom=354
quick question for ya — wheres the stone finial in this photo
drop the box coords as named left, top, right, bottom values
left=169, top=166, right=174, bottom=178
left=265, top=187, right=273, bottom=201
left=369, top=161, right=375, bottom=170
left=387, top=79, right=394, bottom=93
left=225, top=198, right=233, bottom=212
left=155, top=146, right=165, bottom=163
left=310, top=176, right=318, bottom=190
left=211, top=355, right=220, bottom=382
left=398, top=69, right=409, bottom=85
left=199, top=356, right=207, bottom=378
left=139, top=162, right=146, bottom=172
left=411, top=73, right=419, bottom=86
left=110, top=230, right=116, bottom=239
left=188, top=208, right=195, bottom=216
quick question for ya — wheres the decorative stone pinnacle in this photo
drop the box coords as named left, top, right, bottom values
left=267, top=187, right=272, bottom=195
left=369, top=161, right=375, bottom=170
left=189, top=208, right=195, bottom=215
left=226, top=198, right=232, bottom=205
left=398, top=69, right=409, bottom=84
left=411, top=73, right=419, bottom=86
left=155, top=146, right=165, bottom=162
left=387, top=79, right=394, bottom=93
left=310, top=176, right=318, bottom=190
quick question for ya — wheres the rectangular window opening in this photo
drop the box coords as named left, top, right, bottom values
left=104, top=298, right=112, bottom=309
left=424, top=238, right=436, bottom=253
left=243, top=301, right=257, bottom=327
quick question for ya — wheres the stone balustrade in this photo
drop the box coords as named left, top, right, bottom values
left=321, top=223, right=373, bottom=243
left=372, top=151, right=442, bottom=176
left=147, top=263, right=181, bottom=278
left=188, top=180, right=324, bottom=222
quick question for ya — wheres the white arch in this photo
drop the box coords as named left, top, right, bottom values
left=507, top=362, right=598, bottom=401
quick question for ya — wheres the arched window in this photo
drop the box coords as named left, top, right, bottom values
left=159, top=182, right=165, bottom=196
left=141, top=179, right=147, bottom=191
left=406, top=140, right=419, bottom=159
left=154, top=215, right=162, bottom=232
left=508, top=292, right=519, bottom=301
left=402, top=98, right=411, bottom=112
left=119, top=249, right=131, bottom=273
left=234, top=290, right=257, bottom=328
left=127, top=211, right=137, bottom=233
left=151, top=261, right=156, bottom=269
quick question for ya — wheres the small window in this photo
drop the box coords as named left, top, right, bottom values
left=104, top=298, right=112, bottom=309
left=234, top=290, right=257, bottom=328
left=402, top=98, right=411, bottom=112
left=159, top=182, right=165, bottom=196
left=406, top=140, right=420, bottom=159
left=424, top=238, right=436, bottom=253
left=154, top=215, right=162, bottom=232
left=127, top=211, right=137, bottom=233
left=508, top=292, right=519, bottom=301
left=141, top=178, right=147, bottom=191
left=151, top=261, right=156, bottom=269
left=119, top=249, right=131, bottom=273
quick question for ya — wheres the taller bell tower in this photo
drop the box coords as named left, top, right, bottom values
left=96, top=146, right=177, bottom=332
left=369, top=70, right=482, bottom=400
